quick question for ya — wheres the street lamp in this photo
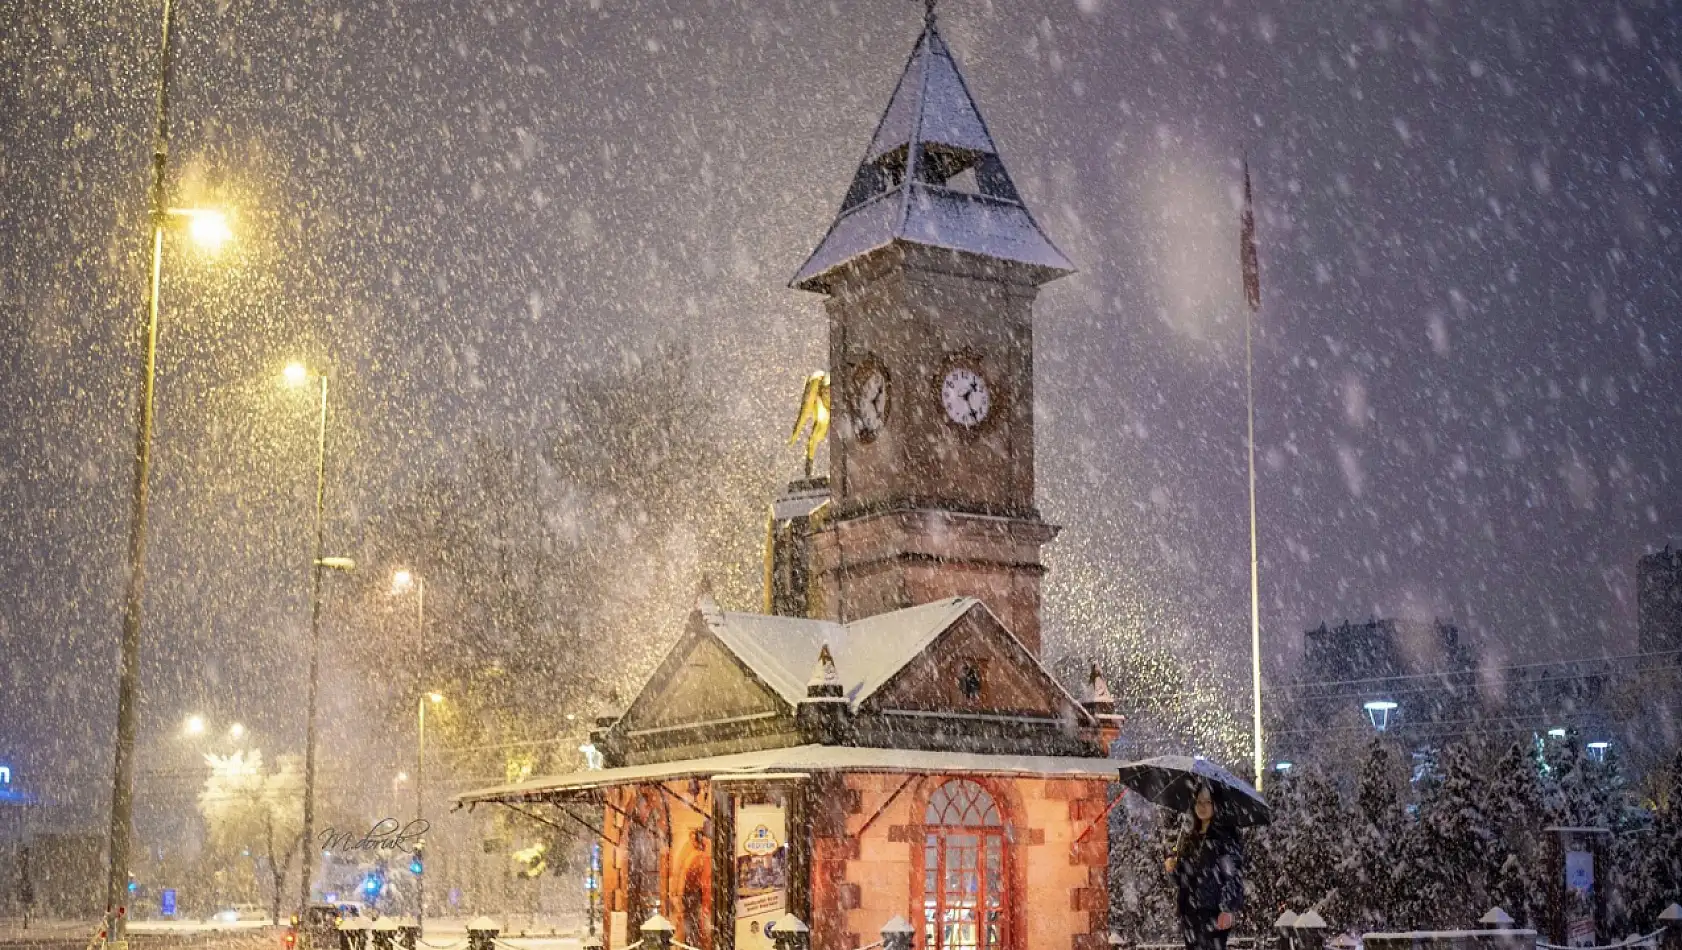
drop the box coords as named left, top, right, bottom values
left=228, top=723, right=245, bottom=740
left=182, top=715, right=206, bottom=737
left=103, top=0, right=236, bottom=924
left=414, top=692, right=443, bottom=933
left=284, top=362, right=351, bottom=930
left=1363, top=700, right=1399, bottom=732
left=393, top=564, right=434, bottom=932
left=166, top=207, right=233, bottom=252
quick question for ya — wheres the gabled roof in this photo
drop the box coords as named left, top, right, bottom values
left=791, top=24, right=1074, bottom=292
left=702, top=597, right=978, bottom=708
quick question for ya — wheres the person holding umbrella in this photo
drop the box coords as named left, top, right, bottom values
left=1115, top=756, right=1268, bottom=950
left=1163, top=782, right=1245, bottom=950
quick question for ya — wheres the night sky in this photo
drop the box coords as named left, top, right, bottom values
left=2, top=0, right=1680, bottom=812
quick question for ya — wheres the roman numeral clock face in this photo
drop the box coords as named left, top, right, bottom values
left=940, top=366, right=991, bottom=428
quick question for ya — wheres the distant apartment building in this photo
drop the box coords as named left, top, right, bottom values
left=1272, top=616, right=1626, bottom=777
left=1638, top=545, right=1682, bottom=659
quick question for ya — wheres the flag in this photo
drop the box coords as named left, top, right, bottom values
left=1241, top=158, right=1261, bottom=312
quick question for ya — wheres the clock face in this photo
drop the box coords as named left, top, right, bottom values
left=853, top=367, right=889, bottom=440
left=940, top=366, right=991, bottom=427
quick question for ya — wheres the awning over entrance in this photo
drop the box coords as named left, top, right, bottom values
left=453, top=744, right=1123, bottom=806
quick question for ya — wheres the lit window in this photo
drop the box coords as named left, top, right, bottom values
left=923, top=781, right=1007, bottom=950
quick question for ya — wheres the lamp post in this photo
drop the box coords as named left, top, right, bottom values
left=104, top=0, right=233, bottom=932
left=392, top=567, right=433, bottom=932
left=284, top=363, right=353, bottom=931
left=1363, top=700, right=1399, bottom=732
left=416, top=692, right=442, bottom=932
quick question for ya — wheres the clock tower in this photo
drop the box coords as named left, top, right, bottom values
left=792, top=11, right=1072, bottom=655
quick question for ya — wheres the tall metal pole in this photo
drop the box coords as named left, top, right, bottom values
left=414, top=576, right=426, bottom=934
left=1246, top=300, right=1264, bottom=791
left=416, top=694, right=426, bottom=932
left=1241, top=158, right=1265, bottom=791
left=298, top=374, right=329, bottom=927
left=106, top=0, right=179, bottom=940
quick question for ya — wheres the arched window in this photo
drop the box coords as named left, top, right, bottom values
left=923, top=780, right=1008, bottom=950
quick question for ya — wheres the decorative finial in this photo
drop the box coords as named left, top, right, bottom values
left=918, top=0, right=937, bottom=29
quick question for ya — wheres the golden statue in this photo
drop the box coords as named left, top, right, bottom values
left=788, top=370, right=830, bottom=478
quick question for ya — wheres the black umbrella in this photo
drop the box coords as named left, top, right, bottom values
left=1116, top=755, right=1272, bottom=827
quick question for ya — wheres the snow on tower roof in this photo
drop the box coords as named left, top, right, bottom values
left=790, top=22, right=1073, bottom=292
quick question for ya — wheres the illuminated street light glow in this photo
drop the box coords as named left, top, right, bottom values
left=1363, top=700, right=1399, bottom=731
left=187, top=211, right=231, bottom=250
left=183, top=715, right=206, bottom=737
left=165, top=208, right=232, bottom=251
left=1547, top=728, right=1567, bottom=739
left=283, top=362, right=311, bottom=387
left=427, top=692, right=444, bottom=705
left=229, top=723, right=245, bottom=739
left=392, top=569, right=415, bottom=593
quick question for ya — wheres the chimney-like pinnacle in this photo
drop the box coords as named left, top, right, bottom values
left=806, top=644, right=844, bottom=699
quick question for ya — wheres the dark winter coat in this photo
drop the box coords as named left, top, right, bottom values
left=1173, top=823, right=1245, bottom=925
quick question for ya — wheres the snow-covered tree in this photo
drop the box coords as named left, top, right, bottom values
left=1486, top=741, right=1550, bottom=929
left=197, top=750, right=304, bottom=923
left=1543, top=731, right=1610, bottom=829
left=1108, top=798, right=1178, bottom=941
left=1345, top=738, right=1408, bottom=930
left=1248, top=768, right=1352, bottom=927
left=1399, top=743, right=1497, bottom=928
left=1621, top=750, right=1682, bottom=928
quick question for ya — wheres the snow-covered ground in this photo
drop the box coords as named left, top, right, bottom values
left=0, top=918, right=281, bottom=950
left=414, top=916, right=585, bottom=950
left=0, top=916, right=586, bottom=950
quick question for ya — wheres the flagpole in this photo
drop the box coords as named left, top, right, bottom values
left=1247, top=293, right=1264, bottom=790
left=1241, top=159, right=1265, bottom=791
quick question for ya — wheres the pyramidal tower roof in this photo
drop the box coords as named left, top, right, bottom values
left=791, top=15, right=1074, bottom=292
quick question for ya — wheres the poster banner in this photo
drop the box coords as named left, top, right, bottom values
left=734, top=802, right=788, bottom=950
left=1564, top=849, right=1596, bottom=948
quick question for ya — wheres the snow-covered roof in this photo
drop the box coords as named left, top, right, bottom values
left=791, top=24, right=1073, bottom=292
left=703, top=596, right=1015, bottom=708
left=454, top=744, right=1124, bottom=806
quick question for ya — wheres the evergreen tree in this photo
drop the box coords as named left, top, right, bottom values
left=1486, top=741, right=1549, bottom=929
left=1401, top=743, right=1497, bottom=928
left=1347, top=738, right=1408, bottom=930
left=1250, top=768, right=1352, bottom=927
left=1624, top=750, right=1682, bottom=927
left=1543, top=731, right=1603, bottom=828
left=1109, top=800, right=1179, bottom=941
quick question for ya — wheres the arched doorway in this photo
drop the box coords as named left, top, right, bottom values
left=921, top=780, right=1010, bottom=950
left=679, top=854, right=711, bottom=950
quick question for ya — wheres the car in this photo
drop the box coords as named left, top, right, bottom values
left=212, top=904, right=268, bottom=925
left=287, top=902, right=356, bottom=949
